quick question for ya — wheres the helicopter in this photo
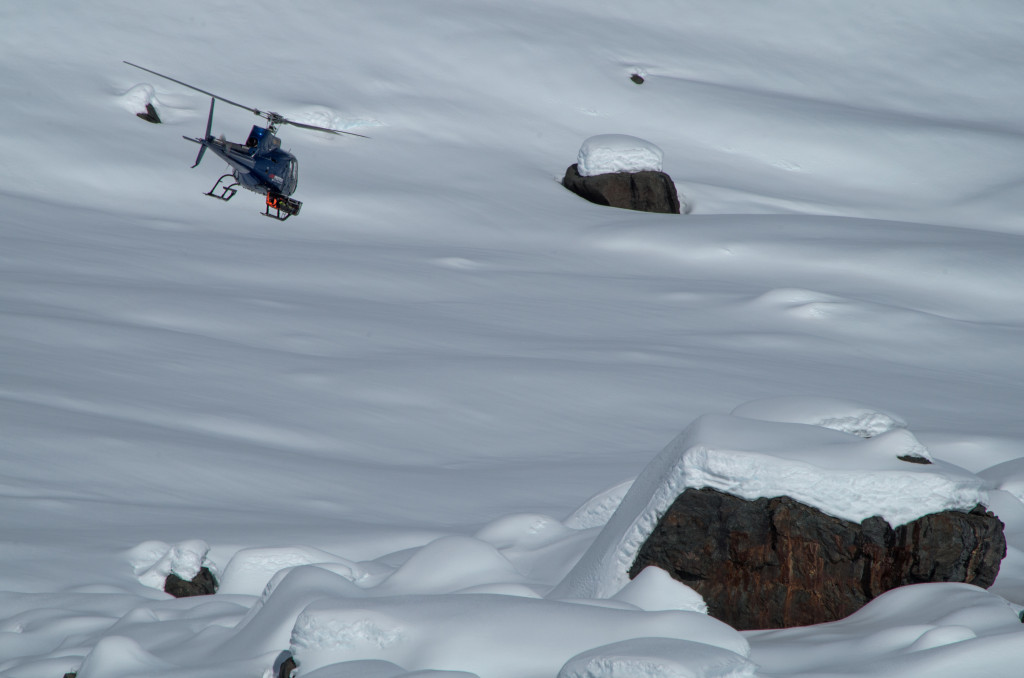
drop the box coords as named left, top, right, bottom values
left=124, top=61, right=368, bottom=221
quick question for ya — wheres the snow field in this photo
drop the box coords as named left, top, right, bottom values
left=4, top=0, right=1024, bottom=677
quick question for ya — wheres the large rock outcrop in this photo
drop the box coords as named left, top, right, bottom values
left=630, top=487, right=1006, bottom=630
left=550, top=400, right=1003, bottom=632
left=562, top=163, right=681, bottom=214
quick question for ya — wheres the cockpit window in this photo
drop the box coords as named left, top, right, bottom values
left=284, top=157, right=298, bottom=195
left=246, top=125, right=267, bottom=147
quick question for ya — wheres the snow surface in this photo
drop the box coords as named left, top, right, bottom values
left=577, top=135, right=664, bottom=176
left=558, top=637, right=756, bottom=678
left=5, top=1, right=1024, bottom=677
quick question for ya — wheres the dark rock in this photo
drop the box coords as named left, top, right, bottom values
left=279, top=655, right=297, bottom=678
left=164, top=566, right=218, bottom=598
left=136, top=102, right=161, bottom=124
left=898, top=454, right=932, bottom=464
left=562, top=163, right=680, bottom=214
left=630, top=73, right=645, bottom=85
left=63, top=673, right=77, bottom=678
left=630, top=487, right=1006, bottom=630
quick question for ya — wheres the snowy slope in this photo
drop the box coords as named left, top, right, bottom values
left=4, top=1, right=1024, bottom=676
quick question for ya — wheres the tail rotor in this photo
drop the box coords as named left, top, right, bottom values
left=187, top=97, right=216, bottom=168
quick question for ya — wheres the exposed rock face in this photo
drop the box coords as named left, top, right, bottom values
left=164, top=566, right=218, bottom=598
left=562, top=164, right=680, bottom=214
left=630, top=487, right=1006, bottom=630
left=136, top=102, right=161, bottom=124
left=278, top=655, right=297, bottom=678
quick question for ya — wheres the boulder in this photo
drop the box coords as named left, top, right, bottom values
left=136, top=102, right=161, bottom=124
left=164, top=566, right=218, bottom=598
left=629, top=487, right=1006, bottom=630
left=278, top=654, right=297, bottom=678
left=563, top=163, right=680, bottom=214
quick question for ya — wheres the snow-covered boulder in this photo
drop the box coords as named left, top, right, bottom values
left=118, top=83, right=162, bottom=123
left=563, top=134, right=683, bottom=214
left=127, top=539, right=219, bottom=597
left=550, top=399, right=1005, bottom=628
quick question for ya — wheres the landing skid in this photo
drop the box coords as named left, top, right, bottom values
left=205, top=174, right=238, bottom=201
left=264, top=193, right=302, bottom=221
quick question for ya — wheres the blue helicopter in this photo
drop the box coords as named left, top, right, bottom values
left=125, top=61, right=368, bottom=221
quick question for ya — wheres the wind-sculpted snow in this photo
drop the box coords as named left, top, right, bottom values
left=611, top=566, right=707, bottom=614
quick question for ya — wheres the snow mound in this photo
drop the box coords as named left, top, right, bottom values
left=301, top=660, right=408, bottom=678
left=476, top=513, right=575, bottom=549
left=292, top=106, right=384, bottom=138
left=116, top=83, right=158, bottom=118
left=746, top=583, right=1023, bottom=675
left=302, top=661, right=480, bottom=678
left=290, top=593, right=748, bottom=678
left=224, top=565, right=369, bottom=658
left=127, top=539, right=213, bottom=591
left=77, top=635, right=170, bottom=678
left=979, top=458, right=1024, bottom=504
left=552, top=404, right=988, bottom=599
left=577, top=135, right=664, bottom=177
left=731, top=396, right=908, bottom=439
left=612, top=566, right=707, bottom=614
left=219, top=545, right=375, bottom=596
left=373, top=535, right=525, bottom=594
left=558, top=637, right=757, bottom=678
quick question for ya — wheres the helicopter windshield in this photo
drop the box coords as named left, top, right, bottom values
left=284, top=157, right=298, bottom=195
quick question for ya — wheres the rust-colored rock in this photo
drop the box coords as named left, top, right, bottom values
left=630, top=487, right=1005, bottom=630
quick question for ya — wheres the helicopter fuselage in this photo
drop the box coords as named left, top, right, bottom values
left=185, top=124, right=298, bottom=197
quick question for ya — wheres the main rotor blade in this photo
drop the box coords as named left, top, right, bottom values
left=284, top=118, right=371, bottom=138
left=124, top=61, right=262, bottom=117
left=125, top=61, right=369, bottom=139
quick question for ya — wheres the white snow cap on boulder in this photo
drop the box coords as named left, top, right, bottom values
left=551, top=398, right=989, bottom=600
left=577, top=134, right=664, bottom=177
